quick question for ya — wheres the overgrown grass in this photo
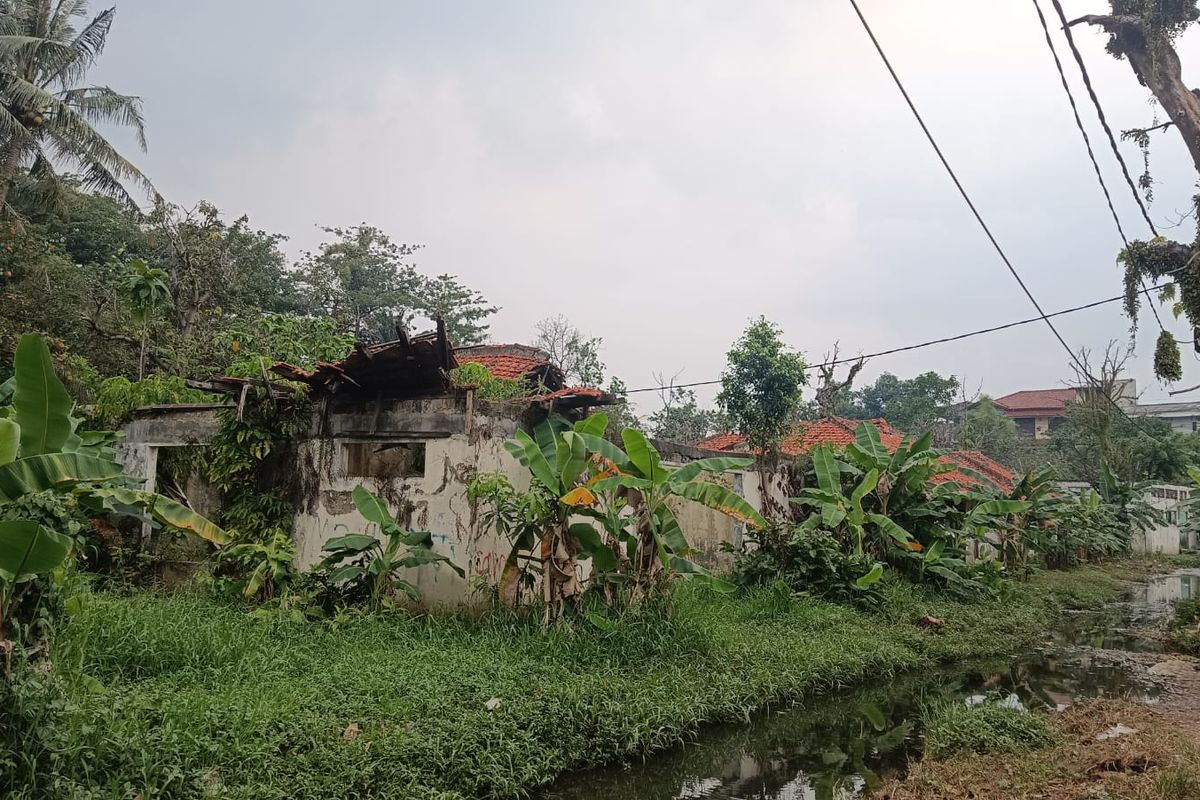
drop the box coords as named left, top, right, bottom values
left=1168, top=596, right=1200, bottom=655
left=923, top=699, right=1058, bottom=758
left=3, top=567, right=1130, bottom=799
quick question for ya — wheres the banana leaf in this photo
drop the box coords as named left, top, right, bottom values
left=351, top=486, right=399, bottom=533
left=668, top=556, right=735, bottom=593
left=82, top=486, right=228, bottom=545
left=506, top=429, right=560, bottom=494
left=866, top=513, right=913, bottom=546
left=672, top=479, right=767, bottom=528
left=0, top=453, right=123, bottom=501
left=854, top=562, right=885, bottom=588
left=0, top=418, right=18, bottom=466
left=811, top=445, right=841, bottom=495
left=570, top=523, right=618, bottom=572
left=854, top=421, right=890, bottom=461
left=576, top=433, right=632, bottom=471
left=589, top=475, right=655, bottom=494
left=668, top=456, right=754, bottom=484
left=322, top=534, right=380, bottom=553
left=0, top=519, right=72, bottom=583
left=556, top=431, right=588, bottom=488
left=621, top=428, right=664, bottom=482
left=573, top=412, right=608, bottom=438
left=11, top=334, right=75, bottom=457
left=396, top=546, right=465, bottom=577
left=849, top=468, right=879, bottom=508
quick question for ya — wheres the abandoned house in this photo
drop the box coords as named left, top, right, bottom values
left=115, top=328, right=787, bottom=607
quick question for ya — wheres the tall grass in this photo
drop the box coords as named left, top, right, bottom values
left=1, top=569, right=1124, bottom=799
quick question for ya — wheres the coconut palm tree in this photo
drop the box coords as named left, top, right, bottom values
left=0, top=0, right=156, bottom=215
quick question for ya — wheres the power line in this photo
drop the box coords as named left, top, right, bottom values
left=1047, top=0, right=1159, bottom=238
left=621, top=278, right=1176, bottom=395
left=1039, top=0, right=1168, bottom=334
left=843, top=0, right=1166, bottom=443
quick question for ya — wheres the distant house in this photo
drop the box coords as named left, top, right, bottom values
left=993, top=380, right=1200, bottom=437
left=1128, top=400, right=1200, bottom=434
left=697, top=416, right=1015, bottom=492
left=992, top=388, right=1078, bottom=439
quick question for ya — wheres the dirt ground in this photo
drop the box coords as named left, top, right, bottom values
left=881, top=561, right=1200, bottom=800
left=879, top=700, right=1200, bottom=800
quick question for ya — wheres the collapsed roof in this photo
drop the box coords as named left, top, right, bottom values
left=262, top=326, right=616, bottom=411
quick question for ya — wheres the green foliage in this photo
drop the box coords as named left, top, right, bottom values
left=841, top=371, right=960, bottom=434
left=0, top=334, right=224, bottom=646
left=212, top=529, right=298, bottom=602
left=923, top=699, right=1057, bottom=758
left=447, top=361, right=528, bottom=400
left=0, top=0, right=155, bottom=211
left=647, top=385, right=726, bottom=445
left=1034, top=489, right=1130, bottom=570
left=314, top=486, right=463, bottom=610
left=295, top=224, right=496, bottom=344
left=717, top=316, right=808, bottom=458
left=17, top=566, right=1113, bottom=798
left=473, top=414, right=758, bottom=619
left=217, top=312, right=354, bottom=376
left=730, top=525, right=883, bottom=607
left=1155, top=329, right=1184, bottom=381
left=93, top=373, right=214, bottom=428
left=957, top=396, right=1052, bottom=473
left=1168, top=596, right=1200, bottom=654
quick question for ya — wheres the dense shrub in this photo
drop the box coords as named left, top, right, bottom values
left=730, top=525, right=882, bottom=608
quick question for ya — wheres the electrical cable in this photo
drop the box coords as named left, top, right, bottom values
left=622, top=276, right=1182, bottom=395
left=1041, top=0, right=1170, bottom=334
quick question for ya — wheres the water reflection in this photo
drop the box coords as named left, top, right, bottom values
left=539, top=570, right=1195, bottom=800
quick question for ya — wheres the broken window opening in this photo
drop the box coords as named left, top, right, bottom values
left=344, top=441, right=427, bottom=479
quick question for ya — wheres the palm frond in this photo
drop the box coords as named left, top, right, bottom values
left=42, top=5, right=111, bottom=88
left=58, top=84, right=144, bottom=148
left=42, top=105, right=154, bottom=208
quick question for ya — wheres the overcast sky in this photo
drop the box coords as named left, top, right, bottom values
left=90, top=1, right=1200, bottom=414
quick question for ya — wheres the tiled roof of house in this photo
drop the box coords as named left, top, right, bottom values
left=696, top=417, right=903, bottom=458
left=696, top=417, right=1014, bottom=491
left=942, top=449, right=1015, bottom=491
left=993, top=388, right=1078, bottom=416
left=453, top=343, right=567, bottom=389
left=457, top=353, right=547, bottom=381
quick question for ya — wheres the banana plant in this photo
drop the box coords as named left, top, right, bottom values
left=794, top=443, right=914, bottom=557
left=317, top=486, right=463, bottom=610
left=498, top=412, right=611, bottom=616
left=577, top=422, right=764, bottom=599
left=0, top=334, right=225, bottom=645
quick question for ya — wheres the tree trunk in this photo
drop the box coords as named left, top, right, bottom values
left=1074, top=12, right=1200, bottom=176
left=0, top=141, right=27, bottom=215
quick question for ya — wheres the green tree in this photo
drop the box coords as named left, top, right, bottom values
left=846, top=371, right=960, bottom=433
left=296, top=225, right=496, bottom=345
left=296, top=225, right=422, bottom=342
left=717, top=317, right=808, bottom=462
left=416, top=273, right=497, bottom=346
left=647, top=384, right=724, bottom=445
left=122, top=260, right=169, bottom=380
left=0, top=0, right=156, bottom=213
left=957, top=397, right=1021, bottom=459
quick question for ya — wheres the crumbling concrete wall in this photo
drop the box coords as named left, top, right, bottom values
left=119, top=399, right=781, bottom=608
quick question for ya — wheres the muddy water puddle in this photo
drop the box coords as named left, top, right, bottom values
left=539, top=569, right=1200, bottom=800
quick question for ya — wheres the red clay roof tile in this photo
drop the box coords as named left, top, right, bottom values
left=697, top=418, right=1014, bottom=491
left=993, top=388, right=1078, bottom=416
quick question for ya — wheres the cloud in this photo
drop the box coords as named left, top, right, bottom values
left=98, top=0, right=1200, bottom=415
